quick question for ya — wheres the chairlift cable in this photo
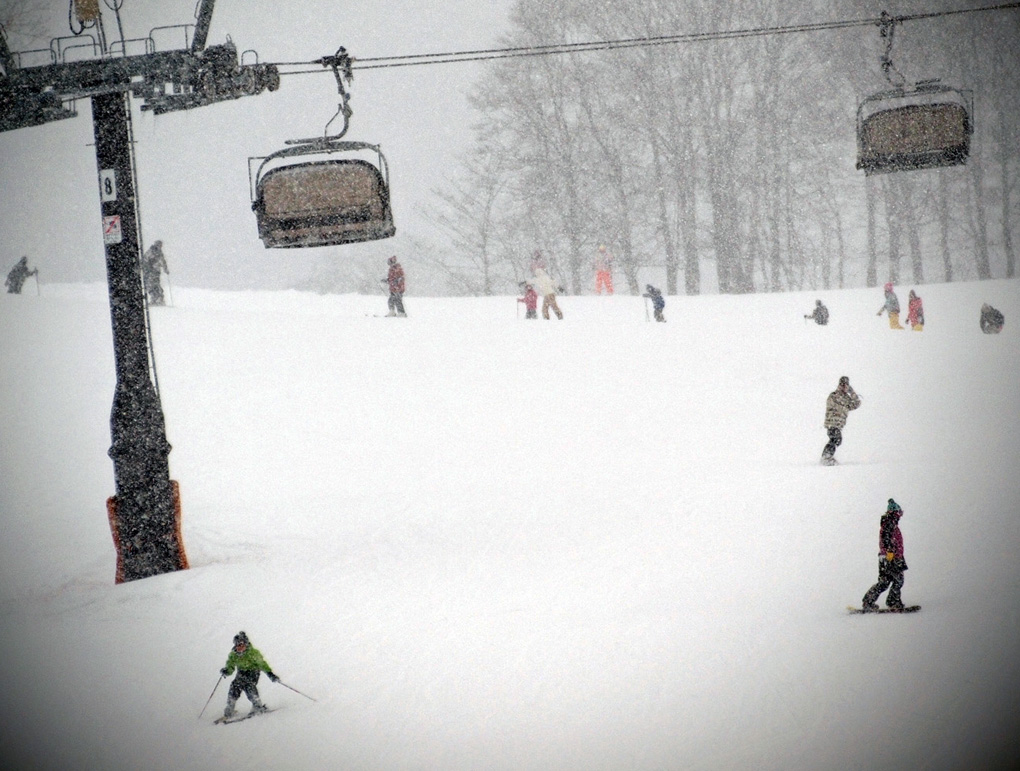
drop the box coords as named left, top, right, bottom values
left=268, top=1, right=1020, bottom=76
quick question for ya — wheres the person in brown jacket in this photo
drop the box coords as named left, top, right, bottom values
left=821, top=376, right=861, bottom=466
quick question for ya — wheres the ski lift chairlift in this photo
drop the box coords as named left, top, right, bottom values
left=250, top=139, right=395, bottom=248
left=856, top=80, right=973, bottom=175
left=249, top=48, right=394, bottom=249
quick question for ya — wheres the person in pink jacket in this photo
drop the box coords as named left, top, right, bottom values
left=517, top=282, right=538, bottom=319
left=906, top=289, right=924, bottom=331
left=861, top=499, right=910, bottom=611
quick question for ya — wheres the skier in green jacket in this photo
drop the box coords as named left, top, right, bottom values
left=220, top=631, right=279, bottom=719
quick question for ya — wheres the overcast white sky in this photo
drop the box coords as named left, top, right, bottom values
left=1, top=0, right=515, bottom=288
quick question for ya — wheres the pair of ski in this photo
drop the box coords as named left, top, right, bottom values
left=847, top=605, right=920, bottom=614
left=214, top=707, right=278, bottom=725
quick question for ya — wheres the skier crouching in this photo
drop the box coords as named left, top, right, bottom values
left=220, top=631, right=279, bottom=719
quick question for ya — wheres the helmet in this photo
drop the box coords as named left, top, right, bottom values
left=233, top=632, right=249, bottom=647
left=884, top=282, right=893, bottom=292
left=387, top=256, right=397, bottom=265
left=886, top=498, right=901, bottom=513
left=838, top=376, right=849, bottom=387
left=816, top=299, right=823, bottom=306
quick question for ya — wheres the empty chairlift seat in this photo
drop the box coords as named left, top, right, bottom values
left=856, top=82, right=972, bottom=175
left=251, top=140, right=395, bottom=248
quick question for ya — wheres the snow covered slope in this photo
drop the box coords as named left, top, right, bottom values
left=1, top=280, right=1018, bottom=770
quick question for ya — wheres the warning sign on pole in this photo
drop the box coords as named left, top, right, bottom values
left=103, top=215, right=122, bottom=244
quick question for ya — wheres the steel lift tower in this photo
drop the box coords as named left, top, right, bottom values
left=1, top=0, right=279, bottom=581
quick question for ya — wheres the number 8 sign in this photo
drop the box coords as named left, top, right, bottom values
left=100, top=169, right=118, bottom=202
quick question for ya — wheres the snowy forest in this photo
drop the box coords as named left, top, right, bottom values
left=2, top=1, right=1019, bottom=296
left=418, top=0, right=1020, bottom=297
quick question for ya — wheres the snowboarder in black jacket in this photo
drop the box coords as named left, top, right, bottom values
left=862, top=499, right=909, bottom=611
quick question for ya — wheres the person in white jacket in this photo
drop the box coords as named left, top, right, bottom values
left=533, top=266, right=563, bottom=320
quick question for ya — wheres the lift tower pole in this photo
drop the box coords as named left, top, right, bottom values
left=1, top=0, right=280, bottom=582
left=92, top=89, right=182, bottom=581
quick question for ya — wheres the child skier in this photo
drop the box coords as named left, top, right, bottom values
left=220, top=631, right=279, bottom=719
left=642, top=284, right=666, bottom=322
left=862, top=499, right=910, bottom=611
left=877, top=283, right=904, bottom=329
left=517, top=283, right=538, bottom=319
left=821, top=376, right=861, bottom=465
left=906, top=289, right=924, bottom=331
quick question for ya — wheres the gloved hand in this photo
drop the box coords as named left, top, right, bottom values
left=886, top=552, right=895, bottom=562
left=220, top=667, right=231, bottom=677
left=267, top=672, right=280, bottom=683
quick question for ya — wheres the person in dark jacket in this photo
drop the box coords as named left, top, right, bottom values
left=220, top=631, right=279, bottom=719
left=803, top=297, right=828, bottom=324
left=805, top=299, right=829, bottom=325
left=141, top=240, right=168, bottom=306
left=980, top=303, right=1004, bottom=334
left=642, top=284, right=666, bottom=322
left=862, top=499, right=910, bottom=611
left=5, top=256, right=38, bottom=294
left=821, top=376, right=861, bottom=466
left=382, top=256, right=406, bottom=317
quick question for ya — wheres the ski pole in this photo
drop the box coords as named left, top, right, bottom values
left=276, top=680, right=317, bottom=702
left=165, top=272, right=174, bottom=307
left=644, top=296, right=650, bottom=322
left=198, top=675, right=224, bottom=719
left=34, top=271, right=41, bottom=296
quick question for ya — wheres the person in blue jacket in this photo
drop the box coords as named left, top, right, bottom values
left=643, top=284, right=666, bottom=322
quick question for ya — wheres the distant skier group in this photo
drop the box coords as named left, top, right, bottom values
left=5, top=243, right=170, bottom=304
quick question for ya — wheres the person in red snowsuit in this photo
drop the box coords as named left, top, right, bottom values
left=594, top=244, right=614, bottom=295
left=383, top=256, right=406, bottom=316
left=517, top=283, right=538, bottom=319
left=862, top=499, right=909, bottom=611
left=906, top=289, right=924, bottom=331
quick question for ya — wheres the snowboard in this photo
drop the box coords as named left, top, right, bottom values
left=847, top=605, right=920, bottom=614
left=214, top=707, right=278, bottom=725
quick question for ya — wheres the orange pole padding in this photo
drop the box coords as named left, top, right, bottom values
left=171, top=480, right=190, bottom=571
left=106, top=480, right=188, bottom=584
left=106, top=495, right=125, bottom=584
